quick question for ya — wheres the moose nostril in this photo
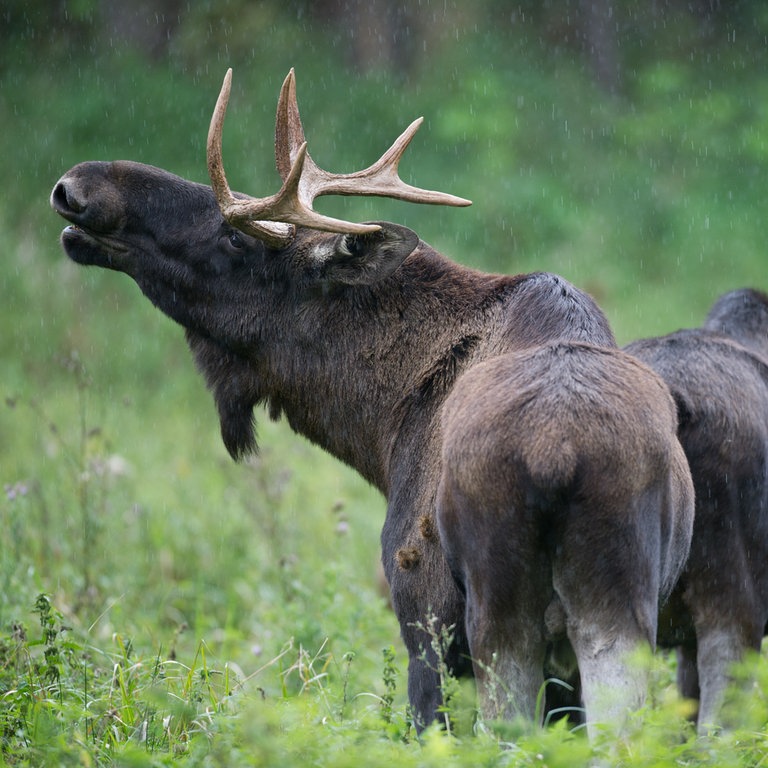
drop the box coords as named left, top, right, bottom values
left=52, top=180, right=86, bottom=215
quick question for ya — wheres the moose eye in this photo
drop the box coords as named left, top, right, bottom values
left=227, top=232, right=245, bottom=250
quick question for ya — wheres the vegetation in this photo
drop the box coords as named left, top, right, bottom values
left=3, top=2, right=768, bottom=764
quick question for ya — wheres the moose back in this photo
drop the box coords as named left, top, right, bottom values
left=50, top=69, right=694, bottom=734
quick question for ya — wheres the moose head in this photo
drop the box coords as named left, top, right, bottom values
left=51, top=69, right=470, bottom=462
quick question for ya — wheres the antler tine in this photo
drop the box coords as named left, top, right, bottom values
left=313, top=117, right=473, bottom=207
left=207, top=68, right=295, bottom=247
left=274, top=68, right=306, bottom=181
left=206, top=68, right=235, bottom=209
left=273, top=68, right=345, bottom=209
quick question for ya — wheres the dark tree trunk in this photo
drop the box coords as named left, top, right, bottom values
left=579, top=0, right=621, bottom=95
left=100, top=0, right=183, bottom=60
left=312, top=0, right=422, bottom=76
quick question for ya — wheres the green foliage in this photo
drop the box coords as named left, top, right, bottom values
left=4, top=4, right=768, bottom=765
left=6, top=589, right=768, bottom=765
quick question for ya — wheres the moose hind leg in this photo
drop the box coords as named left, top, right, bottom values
left=556, top=541, right=657, bottom=735
left=676, top=644, right=699, bottom=702
left=467, top=600, right=547, bottom=723
left=463, top=551, right=550, bottom=724
left=554, top=485, right=668, bottom=737
left=695, top=624, right=755, bottom=733
left=569, top=621, right=651, bottom=738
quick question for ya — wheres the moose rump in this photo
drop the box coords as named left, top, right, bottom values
left=437, top=342, right=694, bottom=732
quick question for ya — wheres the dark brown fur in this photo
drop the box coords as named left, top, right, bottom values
left=626, top=288, right=768, bottom=731
left=51, top=160, right=693, bottom=731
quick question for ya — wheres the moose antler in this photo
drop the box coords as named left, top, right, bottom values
left=207, top=68, right=472, bottom=248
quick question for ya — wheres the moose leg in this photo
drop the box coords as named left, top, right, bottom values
left=465, top=591, right=547, bottom=722
left=676, top=644, right=700, bottom=709
left=682, top=540, right=764, bottom=732
left=436, top=474, right=552, bottom=724
left=382, top=521, right=470, bottom=731
left=694, top=621, right=760, bottom=732
left=401, top=626, right=448, bottom=729
left=554, top=528, right=658, bottom=736
left=397, top=613, right=470, bottom=731
left=695, top=628, right=741, bottom=731
left=567, top=620, right=650, bottom=738
left=459, top=529, right=551, bottom=723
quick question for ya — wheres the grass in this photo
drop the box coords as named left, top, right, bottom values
left=4, top=587, right=768, bottom=766
left=4, top=4, right=768, bottom=764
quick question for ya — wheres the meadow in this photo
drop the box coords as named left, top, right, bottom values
left=3, top=5, right=768, bottom=765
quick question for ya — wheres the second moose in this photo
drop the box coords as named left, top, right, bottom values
left=628, top=288, right=768, bottom=732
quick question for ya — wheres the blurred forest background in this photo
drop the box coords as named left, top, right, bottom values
left=2, top=1, right=768, bottom=762
left=4, top=0, right=768, bottom=337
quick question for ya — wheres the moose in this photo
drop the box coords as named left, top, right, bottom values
left=626, top=288, right=768, bottom=732
left=50, top=68, right=694, bottom=735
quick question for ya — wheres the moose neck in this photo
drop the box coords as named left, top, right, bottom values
left=185, top=245, right=486, bottom=489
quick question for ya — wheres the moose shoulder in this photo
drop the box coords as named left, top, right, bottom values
left=51, top=69, right=694, bottom=734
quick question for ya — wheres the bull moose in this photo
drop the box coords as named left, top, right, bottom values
left=626, top=288, right=768, bottom=732
left=50, top=69, right=694, bottom=735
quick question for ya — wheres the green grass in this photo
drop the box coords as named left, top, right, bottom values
left=4, top=5, right=768, bottom=764
left=4, top=590, right=768, bottom=766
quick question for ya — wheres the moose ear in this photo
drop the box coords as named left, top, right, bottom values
left=321, top=222, right=419, bottom=286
